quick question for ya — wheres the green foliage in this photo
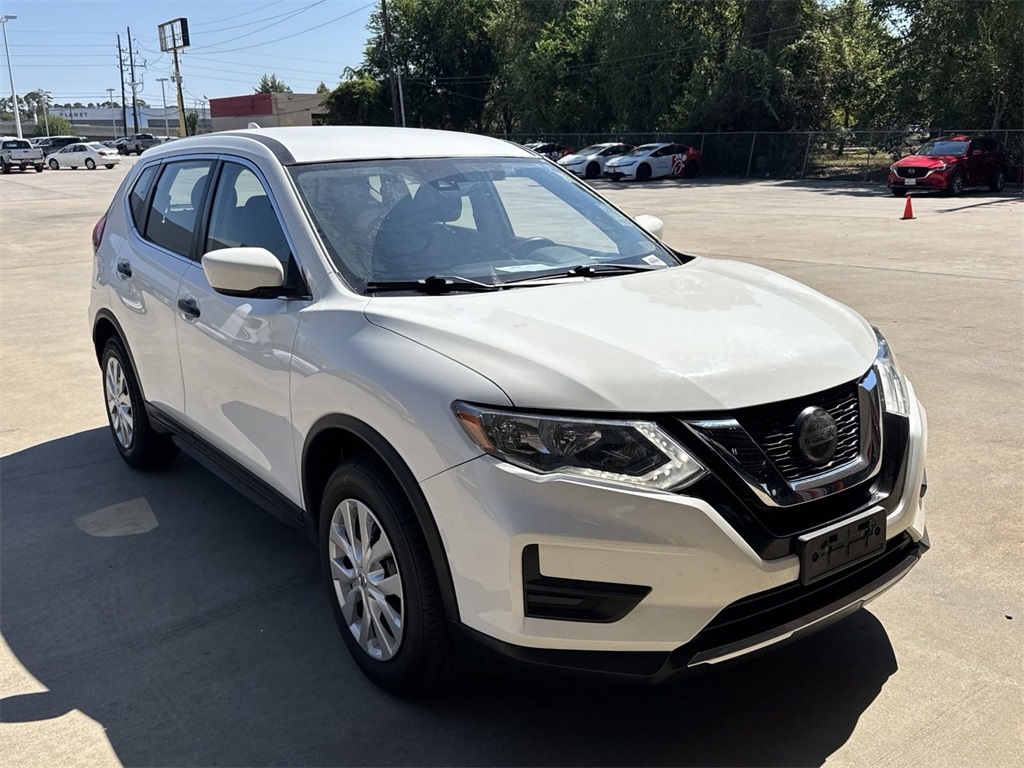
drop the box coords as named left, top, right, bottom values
left=255, top=74, right=293, bottom=94
left=35, top=114, right=72, bottom=138
left=322, top=0, right=1019, bottom=133
left=185, top=111, right=199, bottom=136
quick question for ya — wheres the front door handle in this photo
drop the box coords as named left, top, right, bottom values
left=177, top=297, right=201, bottom=319
left=116, top=261, right=132, bottom=278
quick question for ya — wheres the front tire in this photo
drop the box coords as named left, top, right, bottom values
left=85, top=158, right=96, bottom=170
left=320, top=456, right=460, bottom=696
left=990, top=167, right=1006, bottom=192
left=585, top=161, right=600, bottom=179
left=49, top=158, right=59, bottom=170
left=101, top=338, right=179, bottom=470
left=636, top=163, right=652, bottom=182
left=947, top=170, right=964, bottom=196
left=891, top=188, right=907, bottom=197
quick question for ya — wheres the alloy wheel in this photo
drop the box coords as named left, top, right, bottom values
left=328, top=498, right=404, bottom=660
left=104, top=356, right=134, bottom=449
left=952, top=173, right=963, bottom=195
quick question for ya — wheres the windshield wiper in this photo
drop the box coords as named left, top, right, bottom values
left=365, top=275, right=500, bottom=295
left=503, top=262, right=665, bottom=284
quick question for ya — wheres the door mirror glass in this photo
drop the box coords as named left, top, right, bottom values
left=201, top=247, right=285, bottom=296
left=634, top=214, right=664, bottom=239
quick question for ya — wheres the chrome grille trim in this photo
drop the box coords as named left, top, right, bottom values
left=680, top=369, right=883, bottom=508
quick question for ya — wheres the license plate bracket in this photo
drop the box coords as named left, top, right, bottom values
left=905, top=177, right=917, bottom=185
left=798, top=508, right=887, bottom=585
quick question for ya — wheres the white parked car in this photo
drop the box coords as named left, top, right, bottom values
left=89, top=127, right=928, bottom=695
left=604, top=142, right=702, bottom=181
left=48, top=141, right=122, bottom=170
left=557, top=142, right=634, bottom=179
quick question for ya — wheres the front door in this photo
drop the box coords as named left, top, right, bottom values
left=176, top=159, right=307, bottom=504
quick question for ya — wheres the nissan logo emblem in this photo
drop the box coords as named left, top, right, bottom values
left=796, top=407, right=838, bottom=466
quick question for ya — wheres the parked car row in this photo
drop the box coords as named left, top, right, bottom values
left=527, top=139, right=705, bottom=182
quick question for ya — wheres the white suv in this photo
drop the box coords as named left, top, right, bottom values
left=89, top=127, right=929, bottom=695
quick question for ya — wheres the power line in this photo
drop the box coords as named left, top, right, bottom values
left=196, top=2, right=374, bottom=55
left=190, top=0, right=284, bottom=28
left=190, top=0, right=331, bottom=51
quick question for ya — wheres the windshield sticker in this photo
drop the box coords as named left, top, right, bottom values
left=643, top=255, right=668, bottom=266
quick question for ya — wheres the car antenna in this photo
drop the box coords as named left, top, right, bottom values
left=247, top=122, right=261, bottom=129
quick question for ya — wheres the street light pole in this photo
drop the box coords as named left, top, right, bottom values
left=157, top=77, right=169, bottom=137
left=1, top=15, right=23, bottom=139
left=106, top=87, right=116, bottom=139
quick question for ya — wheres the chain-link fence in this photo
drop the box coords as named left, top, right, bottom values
left=495, top=129, right=1024, bottom=182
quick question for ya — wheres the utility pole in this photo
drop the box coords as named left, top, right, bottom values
left=1, top=15, right=23, bottom=138
left=157, top=77, right=169, bottom=137
left=171, top=50, right=186, bottom=136
left=106, top=87, right=116, bottom=138
left=127, top=27, right=139, bottom=132
left=117, top=33, right=127, bottom=136
left=41, top=89, right=50, bottom=136
left=380, top=0, right=402, bottom=127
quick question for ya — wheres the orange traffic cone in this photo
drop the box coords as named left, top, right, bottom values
left=901, top=195, right=915, bottom=220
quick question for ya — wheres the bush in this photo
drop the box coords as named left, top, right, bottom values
left=34, top=114, right=73, bottom=137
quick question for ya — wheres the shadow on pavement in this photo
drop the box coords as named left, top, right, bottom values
left=2, top=428, right=898, bottom=767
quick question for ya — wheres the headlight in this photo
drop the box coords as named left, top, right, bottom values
left=452, top=402, right=706, bottom=490
left=873, top=329, right=909, bottom=416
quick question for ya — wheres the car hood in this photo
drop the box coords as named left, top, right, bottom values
left=606, top=154, right=645, bottom=167
left=363, top=258, right=877, bottom=412
left=557, top=152, right=597, bottom=165
left=894, top=154, right=961, bottom=167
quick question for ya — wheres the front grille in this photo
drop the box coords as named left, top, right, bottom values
left=896, top=166, right=928, bottom=178
left=737, top=382, right=861, bottom=481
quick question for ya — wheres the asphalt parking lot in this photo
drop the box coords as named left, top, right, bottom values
left=1, top=158, right=1021, bottom=767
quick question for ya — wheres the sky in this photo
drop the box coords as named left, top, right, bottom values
left=0, top=0, right=377, bottom=107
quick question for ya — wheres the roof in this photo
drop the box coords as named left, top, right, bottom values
left=146, top=126, right=533, bottom=164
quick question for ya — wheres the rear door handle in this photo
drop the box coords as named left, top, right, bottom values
left=116, top=261, right=132, bottom=278
left=177, top=297, right=201, bottom=319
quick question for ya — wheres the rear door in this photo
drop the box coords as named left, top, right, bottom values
left=966, top=139, right=987, bottom=185
left=111, top=158, right=215, bottom=417
left=175, top=158, right=308, bottom=503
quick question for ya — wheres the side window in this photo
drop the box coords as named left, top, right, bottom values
left=128, top=164, right=159, bottom=230
left=205, top=163, right=290, bottom=263
left=143, top=160, right=213, bottom=257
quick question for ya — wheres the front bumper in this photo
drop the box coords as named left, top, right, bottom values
left=888, top=169, right=948, bottom=190
left=420, top=383, right=928, bottom=667
left=603, top=166, right=637, bottom=180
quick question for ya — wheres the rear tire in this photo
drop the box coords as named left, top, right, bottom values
left=85, top=158, right=96, bottom=170
left=320, top=456, right=460, bottom=696
left=636, top=163, right=651, bottom=182
left=106, top=164, right=115, bottom=169
left=34, top=164, right=44, bottom=173
left=101, top=337, right=179, bottom=470
left=684, top=160, right=699, bottom=178
left=989, top=167, right=1006, bottom=192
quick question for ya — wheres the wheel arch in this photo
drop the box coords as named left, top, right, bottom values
left=302, top=414, right=460, bottom=622
left=92, top=309, right=147, bottom=400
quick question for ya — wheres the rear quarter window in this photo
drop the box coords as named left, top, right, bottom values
left=128, top=165, right=160, bottom=231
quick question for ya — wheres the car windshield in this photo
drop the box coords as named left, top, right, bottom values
left=915, top=140, right=969, bottom=156
left=621, top=144, right=660, bottom=157
left=577, top=144, right=612, bottom=155
left=290, top=157, right=678, bottom=294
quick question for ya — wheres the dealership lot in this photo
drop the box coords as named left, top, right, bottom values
left=1, top=160, right=1021, bottom=766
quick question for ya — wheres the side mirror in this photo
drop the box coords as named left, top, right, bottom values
left=201, top=247, right=285, bottom=297
left=634, top=214, right=664, bottom=240
left=972, top=149, right=982, bottom=156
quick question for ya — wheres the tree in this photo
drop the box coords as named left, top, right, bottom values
left=316, top=81, right=330, bottom=95
left=255, top=74, right=293, bottom=93
left=321, top=68, right=391, bottom=125
left=34, top=114, right=72, bottom=137
left=185, top=110, right=199, bottom=136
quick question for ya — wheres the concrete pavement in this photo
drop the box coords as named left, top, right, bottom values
left=1, top=162, right=1021, bottom=766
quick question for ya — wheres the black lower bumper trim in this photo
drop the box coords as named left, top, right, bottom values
left=455, top=531, right=928, bottom=684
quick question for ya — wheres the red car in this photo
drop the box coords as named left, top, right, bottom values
left=888, top=135, right=1007, bottom=196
